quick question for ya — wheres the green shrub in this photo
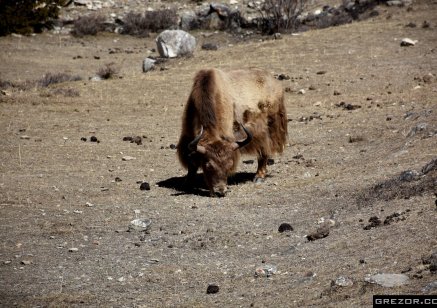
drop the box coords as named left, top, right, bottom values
left=0, top=0, right=67, bottom=36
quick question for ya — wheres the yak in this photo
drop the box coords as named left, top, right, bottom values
left=177, top=68, right=288, bottom=197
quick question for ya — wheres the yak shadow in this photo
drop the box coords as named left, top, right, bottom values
left=156, top=172, right=256, bottom=197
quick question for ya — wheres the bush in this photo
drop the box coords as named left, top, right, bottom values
left=0, top=0, right=67, bottom=36
left=71, top=14, right=106, bottom=37
left=38, top=73, right=82, bottom=87
left=258, top=0, right=306, bottom=34
left=97, top=63, right=118, bottom=79
left=121, top=9, right=178, bottom=36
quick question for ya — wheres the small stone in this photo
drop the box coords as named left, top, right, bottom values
left=80, top=137, right=87, bottom=142
left=335, top=276, right=353, bottom=287
left=115, top=177, right=122, bottom=182
left=278, top=223, right=293, bottom=233
left=21, top=260, right=32, bottom=265
left=122, top=156, right=136, bottom=161
left=333, top=90, right=341, bottom=95
left=20, top=135, right=30, bottom=140
left=316, top=70, right=327, bottom=75
left=400, top=38, right=417, bottom=47
left=206, top=284, right=220, bottom=294
left=69, top=247, right=79, bottom=252
left=422, top=281, right=437, bottom=293
left=307, top=224, right=330, bottom=241
left=90, top=136, right=99, bottom=142
left=365, top=273, right=409, bottom=287
left=140, top=182, right=151, bottom=191
left=129, top=218, right=152, bottom=232
left=201, top=43, right=219, bottom=51
left=143, top=58, right=156, bottom=73
left=255, top=264, right=277, bottom=277
left=298, top=89, right=306, bottom=95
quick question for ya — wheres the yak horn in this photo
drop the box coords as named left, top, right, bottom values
left=233, top=122, right=253, bottom=150
left=188, top=126, right=206, bottom=154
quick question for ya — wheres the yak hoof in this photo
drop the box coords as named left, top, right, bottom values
left=253, top=176, right=265, bottom=184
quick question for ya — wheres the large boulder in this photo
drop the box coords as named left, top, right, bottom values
left=156, top=30, right=196, bottom=58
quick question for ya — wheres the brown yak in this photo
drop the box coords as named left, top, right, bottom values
left=177, top=68, right=288, bottom=197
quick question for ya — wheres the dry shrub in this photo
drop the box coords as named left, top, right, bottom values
left=71, top=14, right=106, bottom=37
left=258, top=0, right=306, bottom=34
left=97, top=63, right=118, bottom=79
left=38, top=73, right=82, bottom=87
left=121, top=9, right=178, bottom=36
left=52, top=88, right=80, bottom=97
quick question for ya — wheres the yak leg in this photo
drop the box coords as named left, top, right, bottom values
left=254, top=154, right=269, bottom=183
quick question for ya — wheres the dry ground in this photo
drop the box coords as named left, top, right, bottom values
left=1, top=1, right=436, bottom=307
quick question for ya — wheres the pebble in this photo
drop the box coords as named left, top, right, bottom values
left=122, top=156, right=136, bottom=161
left=365, top=273, right=409, bottom=287
left=400, top=38, right=417, bottom=46
left=255, top=264, right=277, bottom=277
left=206, top=284, right=220, bottom=294
left=335, top=276, right=353, bottom=287
left=422, top=281, right=437, bottom=293
left=278, top=223, right=293, bottom=233
left=69, top=247, right=79, bottom=252
left=140, top=182, right=151, bottom=191
left=129, top=218, right=152, bottom=232
left=21, top=260, right=32, bottom=265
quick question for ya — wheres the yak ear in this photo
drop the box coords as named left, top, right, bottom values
left=232, top=122, right=253, bottom=150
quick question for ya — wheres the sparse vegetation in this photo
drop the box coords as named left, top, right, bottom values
left=38, top=73, right=82, bottom=87
left=0, top=0, right=67, bottom=36
left=258, top=0, right=306, bottom=34
left=71, top=14, right=106, bottom=37
left=97, top=63, right=119, bottom=79
left=121, top=9, right=178, bottom=36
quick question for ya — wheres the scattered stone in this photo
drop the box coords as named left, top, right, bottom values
left=90, top=136, right=99, bottom=143
left=336, top=102, right=361, bottom=110
left=156, top=30, right=196, bottom=58
left=335, top=276, right=353, bottom=287
left=363, top=216, right=382, bottom=230
left=273, top=33, right=282, bottom=40
left=278, top=223, right=293, bottom=233
left=1, top=89, right=11, bottom=96
left=298, top=89, right=306, bottom=95
left=85, top=202, right=94, bottom=207
left=275, top=73, right=290, bottom=80
left=201, top=43, right=219, bottom=51
left=307, top=223, right=330, bottom=241
left=405, top=22, right=416, bottom=28
left=122, top=156, right=136, bottom=161
left=21, top=260, right=32, bottom=265
left=20, top=135, right=30, bottom=140
left=422, top=73, right=435, bottom=84
left=129, top=218, right=152, bottom=232
left=316, top=70, right=327, bottom=75
left=140, top=182, right=151, bottom=191
left=422, top=281, right=437, bottom=293
left=255, top=264, right=278, bottom=277
left=69, top=247, right=79, bottom=252
left=400, top=38, right=417, bottom=47
left=333, top=90, right=341, bottom=96
left=422, top=251, right=437, bottom=272
left=422, top=20, right=431, bottom=28
left=206, top=284, right=220, bottom=294
left=398, top=170, right=419, bottom=182
left=114, top=177, right=122, bottom=182
left=365, top=273, right=409, bottom=287
left=80, top=137, right=87, bottom=142
left=143, top=58, right=156, bottom=73
left=169, top=144, right=177, bottom=150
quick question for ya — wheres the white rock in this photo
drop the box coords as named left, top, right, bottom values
left=143, top=58, right=156, bottom=73
left=122, top=156, right=136, bottom=161
left=156, top=30, right=196, bottom=58
left=400, top=38, right=417, bottom=46
left=365, top=273, right=409, bottom=287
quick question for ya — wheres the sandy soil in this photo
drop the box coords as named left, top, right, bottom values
left=0, top=1, right=436, bottom=307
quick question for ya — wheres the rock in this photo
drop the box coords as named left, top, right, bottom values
left=278, top=223, right=293, bottom=233
left=180, top=10, right=199, bottom=31
left=422, top=251, right=437, bottom=272
left=129, top=218, right=152, bottom=232
left=21, top=260, right=32, bottom=265
left=400, top=38, right=417, bottom=47
left=307, top=223, right=330, bottom=241
left=273, top=33, right=282, bottom=40
left=69, top=247, right=79, bottom=252
left=255, top=264, right=278, bottom=277
left=365, top=273, right=409, bottom=287
left=206, top=284, right=220, bottom=294
left=298, top=89, right=306, bottom=95
left=122, top=156, right=136, bottom=161
left=140, top=182, right=151, bottom=191
left=335, top=276, right=353, bottom=287
left=143, top=58, right=156, bottom=73
left=422, top=73, right=435, bottom=84
left=90, top=136, right=99, bottom=142
left=201, top=43, right=219, bottom=51
left=156, top=30, right=196, bottom=58
left=363, top=216, right=382, bottom=230
left=422, top=281, right=437, bottom=293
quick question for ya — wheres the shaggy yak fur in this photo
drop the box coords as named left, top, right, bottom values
left=177, top=68, right=288, bottom=197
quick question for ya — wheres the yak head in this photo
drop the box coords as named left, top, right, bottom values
left=188, top=123, right=252, bottom=197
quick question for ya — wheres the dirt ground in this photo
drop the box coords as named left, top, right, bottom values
left=1, top=1, right=436, bottom=307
